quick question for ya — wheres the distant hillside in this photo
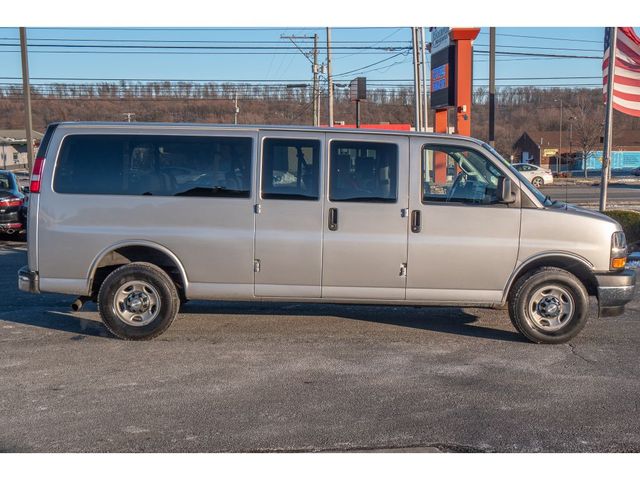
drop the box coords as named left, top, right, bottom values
left=1, top=83, right=638, bottom=157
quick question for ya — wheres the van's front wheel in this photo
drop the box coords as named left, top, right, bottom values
left=508, top=267, right=589, bottom=344
left=98, top=262, right=180, bottom=340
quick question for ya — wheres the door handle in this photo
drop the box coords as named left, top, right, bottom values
left=328, top=207, right=338, bottom=231
left=411, top=210, right=422, bottom=233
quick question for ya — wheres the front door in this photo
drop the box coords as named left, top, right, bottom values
left=254, top=132, right=325, bottom=297
left=321, top=134, right=409, bottom=300
left=407, top=138, right=521, bottom=303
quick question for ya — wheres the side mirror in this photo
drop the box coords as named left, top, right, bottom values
left=498, top=177, right=516, bottom=204
left=21, top=185, right=30, bottom=194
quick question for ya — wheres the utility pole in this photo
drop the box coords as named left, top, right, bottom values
left=489, top=27, right=496, bottom=147
left=411, top=27, right=422, bottom=132
left=282, top=34, right=319, bottom=126
left=557, top=98, right=563, bottom=173
left=600, top=26, right=618, bottom=212
left=234, top=92, right=239, bottom=125
left=19, top=27, right=34, bottom=173
left=420, top=27, right=429, bottom=131
left=312, top=34, right=319, bottom=126
left=326, top=27, right=334, bottom=127
left=123, top=112, right=136, bottom=122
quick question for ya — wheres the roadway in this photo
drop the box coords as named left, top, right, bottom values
left=540, top=183, right=640, bottom=207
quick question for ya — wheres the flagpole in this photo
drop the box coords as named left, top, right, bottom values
left=599, top=26, right=617, bottom=212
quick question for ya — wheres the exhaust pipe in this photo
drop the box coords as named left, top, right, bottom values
left=5, top=229, right=15, bottom=235
left=71, top=296, right=90, bottom=312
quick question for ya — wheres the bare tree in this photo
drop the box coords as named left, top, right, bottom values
left=568, top=90, right=603, bottom=178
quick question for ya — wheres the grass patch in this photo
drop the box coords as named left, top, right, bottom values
left=606, top=210, right=640, bottom=250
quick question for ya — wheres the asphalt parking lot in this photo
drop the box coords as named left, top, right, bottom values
left=1, top=237, right=639, bottom=453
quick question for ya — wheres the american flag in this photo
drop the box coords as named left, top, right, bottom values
left=603, top=27, right=640, bottom=117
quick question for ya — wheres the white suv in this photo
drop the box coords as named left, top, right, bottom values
left=512, top=163, right=554, bottom=187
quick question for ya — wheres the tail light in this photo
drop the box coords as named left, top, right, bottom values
left=30, top=156, right=45, bottom=193
left=0, top=197, right=23, bottom=207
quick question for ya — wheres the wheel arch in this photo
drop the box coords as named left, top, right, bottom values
left=86, top=240, right=189, bottom=298
left=502, top=252, right=597, bottom=303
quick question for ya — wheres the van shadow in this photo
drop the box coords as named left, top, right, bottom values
left=0, top=309, right=109, bottom=338
left=182, top=301, right=525, bottom=343
left=1, top=302, right=523, bottom=343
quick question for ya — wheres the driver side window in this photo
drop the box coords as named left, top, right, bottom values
left=422, top=145, right=505, bottom=205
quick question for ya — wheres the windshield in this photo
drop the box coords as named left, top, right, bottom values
left=481, top=143, right=552, bottom=206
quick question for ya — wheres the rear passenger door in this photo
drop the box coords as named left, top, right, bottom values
left=254, top=131, right=325, bottom=297
left=321, top=134, right=409, bottom=300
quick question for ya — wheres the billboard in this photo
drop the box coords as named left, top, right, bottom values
left=430, top=44, right=456, bottom=109
left=349, top=77, right=367, bottom=102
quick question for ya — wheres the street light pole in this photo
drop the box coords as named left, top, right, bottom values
left=411, top=27, right=421, bottom=131
left=326, top=27, right=334, bottom=127
left=19, top=27, right=34, bottom=173
left=489, top=27, right=496, bottom=147
left=420, top=27, right=429, bottom=131
left=554, top=97, right=563, bottom=174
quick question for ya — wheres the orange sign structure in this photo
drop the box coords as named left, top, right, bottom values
left=433, top=27, right=481, bottom=183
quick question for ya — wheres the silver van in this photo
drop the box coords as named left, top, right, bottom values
left=18, top=122, right=636, bottom=343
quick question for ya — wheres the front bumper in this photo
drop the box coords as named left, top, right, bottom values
left=18, top=266, right=39, bottom=294
left=595, top=268, right=636, bottom=317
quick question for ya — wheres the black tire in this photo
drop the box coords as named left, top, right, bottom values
left=508, top=267, right=589, bottom=344
left=98, top=262, right=180, bottom=340
left=532, top=176, right=544, bottom=188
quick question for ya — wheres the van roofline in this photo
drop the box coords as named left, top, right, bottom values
left=51, top=121, right=485, bottom=144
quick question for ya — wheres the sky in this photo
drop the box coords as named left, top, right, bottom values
left=0, top=27, right=612, bottom=91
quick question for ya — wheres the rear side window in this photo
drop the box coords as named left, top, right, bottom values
left=54, top=134, right=253, bottom=197
left=329, top=141, right=398, bottom=203
left=36, top=123, right=58, bottom=158
left=261, top=138, right=320, bottom=200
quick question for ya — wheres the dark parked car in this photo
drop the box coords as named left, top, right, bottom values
left=0, top=170, right=27, bottom=235
left=633, top=167, right=640, bottom=177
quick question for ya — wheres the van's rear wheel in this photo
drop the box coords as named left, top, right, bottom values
left=508, top=267, right=588, bottom=344
left=98, top=262, right=179, bottom=340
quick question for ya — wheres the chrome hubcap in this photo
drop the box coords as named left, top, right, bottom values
left=113, top=281, right=161, bottom=327
left=528, top=285, right=574, bottom=332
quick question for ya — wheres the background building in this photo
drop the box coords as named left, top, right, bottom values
left=0, top=129, right=43, bottom=171
left=513, top=130, right=640, bottom=172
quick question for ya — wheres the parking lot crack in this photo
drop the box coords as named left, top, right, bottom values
left=568, top=343, right=596, bottom=364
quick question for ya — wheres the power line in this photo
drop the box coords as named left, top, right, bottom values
left=0, top=38, right=604, bottom=54
left=0, top=42, right=407, bottom=51
left=474, top=49, right=600, bottom=59
left=479, top=31, right=603, bottom=44
left=0, top=36, right=412, bottom=46
left=0, top=75, right=603, bottom=82
left=333, top=51, right=409, bottom=77
left=474, top=43, right=601, bottom=53
left=0, top=49, right=404, bottom=57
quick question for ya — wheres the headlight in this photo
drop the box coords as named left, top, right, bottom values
left=610, top=231, right=628, bottom=270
